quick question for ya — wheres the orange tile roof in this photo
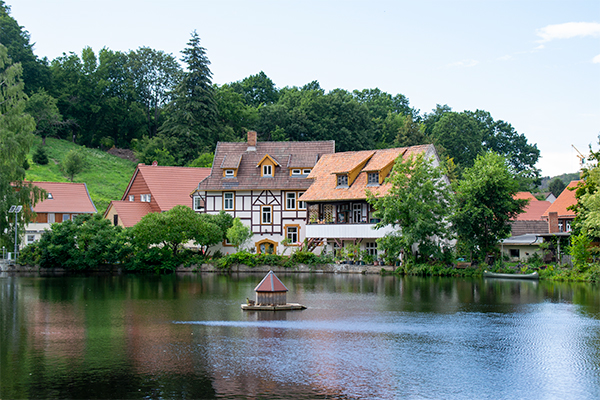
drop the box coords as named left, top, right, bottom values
left=330, top=151, right=375, bottom=174
left=514, top=192, right=538, bottom=201
left=124, top=165, right=211, bottom=212
left=301, top=144, right=437, bottom=202
left=31, top=182, right=97, bottom=213
left=541, top=180, right=580, bottom=219
left=106, top=201, right=153, bottom=228
left=514, top=200, right=551, bottom=221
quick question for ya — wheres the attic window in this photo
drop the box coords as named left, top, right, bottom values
left=263, top=165, right=273, bottom=177
left=337, top=174, right=348, bottom=188
left=141, top=194, right=151, bottom=202
left=291, top=169, right=302, bottom=176
left=367, top=172, right=379, bottom=186
left=225, top=169, right=234, bottom=177
left=129, top=195, right=134, bottom=202
left=303, top=169, right=311, bottom=175
left=47, top=193, right=53, bottom=199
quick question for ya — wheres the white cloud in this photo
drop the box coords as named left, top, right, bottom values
left=536, top=22, right=600, bottom=42
left=447, top=59, right=479, bottom=68
left=593, top=54, right=600, bottom=64
left=498, top=55, right=512, bottom=61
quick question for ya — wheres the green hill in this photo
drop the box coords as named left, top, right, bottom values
left=25, top=138, right=137, bottom=213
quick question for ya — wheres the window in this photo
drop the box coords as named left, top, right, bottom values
left=141, top=194, right=151, bottom=202
left=510, top=249, right=520, bottom=258
left=62, top=214, right=70, bottom=222
left=286, top=226, right=298, bottom=243
left=27, top=235, right=35, bottom=244
left=256, top=239, right=277, bottom=254
left=261, top=205, right=272, bottom=224
left=366, top=242, right=377, bottom=256
left=263, top=164, right=273, bottom=177
left=353, top=204, right=362, bottom=223
left=303, top=169, right=311, bottom=175
left=298, top=192, right=306, bottom=210
left=113, top=214, right=119, bottom=226
left=337, top=174, right=348, bottom=187
left=225, top=169, right=234, bottom=177
left=47, top=193, right=53, bottom=199
left=368, top=172, right=379, bottom=185
left=223, top=192, right=234, bottom=210
left=194, top=196, right=203, bottom=211
left=48, top=213, right=55, bottom=223
left=291, top=169, right=302, bottom=176
left=286, top=192, right=296, bottom=210
left=129, top=195, right=134, bottom=202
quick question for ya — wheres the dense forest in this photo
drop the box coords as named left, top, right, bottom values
left=1, top=1, right=540, bottom=188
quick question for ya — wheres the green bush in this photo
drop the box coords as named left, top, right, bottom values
left=32, top=146, right=49, bottom=165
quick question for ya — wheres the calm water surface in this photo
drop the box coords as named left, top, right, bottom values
left=1, top=272, right=599, bottom=399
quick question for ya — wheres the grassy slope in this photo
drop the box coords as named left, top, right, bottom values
left=25, top=137, right=136, bottom=214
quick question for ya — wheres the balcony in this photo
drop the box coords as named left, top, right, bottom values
left=305, top=223, right=395, bottom=239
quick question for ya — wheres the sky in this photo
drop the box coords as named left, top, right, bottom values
left=8, top=0, right=600, bottom=177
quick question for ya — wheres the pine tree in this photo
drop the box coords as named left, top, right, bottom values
left=159, top=31, right=219, bottom=165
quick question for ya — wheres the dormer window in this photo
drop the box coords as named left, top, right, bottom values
left=367, top=172, right=379, bottom=186
left=291, top=169, right=302, bottom=176
left=337, top=174, right=348, bottom=188
left=225, top=169, right=234, bottom=177
left=263, top=164, right=273, bottom=177
left=303, top=169, right=311, bottom=175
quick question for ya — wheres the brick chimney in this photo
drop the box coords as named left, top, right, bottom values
left=548, top=212, right=559, bottom=233
left=247, top=131, right=257, bottom=151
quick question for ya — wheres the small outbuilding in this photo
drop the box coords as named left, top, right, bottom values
left=254, top=270, right=288, bottom=305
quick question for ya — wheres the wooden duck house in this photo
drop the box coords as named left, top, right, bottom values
left=242, top=271, right=306, bottom=311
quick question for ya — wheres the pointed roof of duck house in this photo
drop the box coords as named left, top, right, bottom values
left=254, top=271, right=288, bottom=292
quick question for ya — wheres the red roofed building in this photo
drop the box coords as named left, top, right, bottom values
left=192, top=131, right=335, bottom=254
left=25, top=182, right=97, bottom=246
left=509, top=192, right=551, bottom=236
left=300, top=144, right=450, bottom=258
left=542, top=180, right=580, bottom=233
left=254, top=271, right=288, bottom=305
left=104, top=163, right=210, bottom=227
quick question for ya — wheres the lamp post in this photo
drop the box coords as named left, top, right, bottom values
left=9, top=205, right=23, bottom=260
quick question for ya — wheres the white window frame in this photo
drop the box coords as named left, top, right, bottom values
left=193, top=196, right=203, bottom=211
left=129, top=195, right=134, bottom=202
left=263, top=164, right=273, bottom=177
left=337, top=174, right=348, bottom=187
left=286, top=226, right=298, bottom=243
left=286, top=192, right=296, bottom=210
left=27, top=235, right=36, bottom=244
left=48, top=213, right=55, bottom=223
left=303, top=169, right=311, bottom=175
left=353, top=203, right=362, bottom=223
left=223, top=192, right=234, bottom=210
left=261, top=205, right=272, bottom=224
left=141, top=194, right=151, bottom=202
left=298, top=192, right=306, bottom=210
left=62, top=214, right=70, bottom=222
left=368, top=172, right=379, bottom=185
left=291, top=169, right=302, bottom=176
left=225, top=169, right=234, bottom=177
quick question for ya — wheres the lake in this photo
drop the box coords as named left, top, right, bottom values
left=1, top=272, right=599, bottom=399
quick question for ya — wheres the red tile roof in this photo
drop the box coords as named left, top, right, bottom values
left=106, top=201, right=153, bottom=227
left=196, top=140, right=335, bottom=192
left=514, top=192, right=538, bottom=201
left=514, top=200, right=551, bottom=221
left=542, top=180, right=580, bottom=219
left=254, top=271, right=288, bottom=292
left=31, top=182, right=97, bottom=213
left=301, top=144, right=437, bottom=202
left=123, top=165, right=211, bottom=212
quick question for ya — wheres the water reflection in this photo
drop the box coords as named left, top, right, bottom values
left=1, top=273, right=599, bottom=399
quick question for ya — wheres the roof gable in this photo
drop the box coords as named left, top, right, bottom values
left=31, top=182, right=97, bottom=213
left=256, top=153, right=280, bottom=167
left=254, top=271, right=288, bottom=292
left=542, top=180, right=580, bottom=219
left=105, top=201, right=153, bottom=227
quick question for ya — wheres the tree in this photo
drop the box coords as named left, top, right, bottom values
left=24, top=89, right=63, bottom=145
left=548, top=177, right=566, bottom=198
left=571, top=139, right=600, bottom=240
left=187, top=152, right=214, bottom=167
left=230, top=71, right=279, bottom=107
left=32, top=146, right=49, bottom=165
left=159, top=31, right=219, bottom=164
left=452, top=152, right=528, bottom=262
left=133, top=205, right=221, bottom=256
left=62, top=149, right=86, bottom=181
left=430, top=112, right=484, bottom=172
left=0, top=44, right=44, bottom=251
left=133, top=135, right=176, bottom=166
left=367, top=152, right=453, bottom=260
left=226, top=218, right=252, bottom=252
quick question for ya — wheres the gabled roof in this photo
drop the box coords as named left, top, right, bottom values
left=105, top=201, right=153, bottom=227
left=196, top=140, right=335, bottom=192
left=221, top=154, right=242, bottom=169
left=542, top=180, right=580, bottom=219
left=301, top=144, right=438, bottom=202
left=514, top=200, right=551, bottom=221
left=254, top=270, right=288, bottom=292
left=514, top=192, right=538, bottom=201
left=123, top=164, right=211, bottom=212
left=31, top=182, right=97, bottom=213
left=331, top=151, right=375, bottom=174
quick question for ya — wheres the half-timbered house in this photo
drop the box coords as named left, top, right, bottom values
left=192, top=131, right=335, bottom=254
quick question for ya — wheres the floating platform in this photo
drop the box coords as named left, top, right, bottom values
left=241, top=303, right=307, bottom=311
